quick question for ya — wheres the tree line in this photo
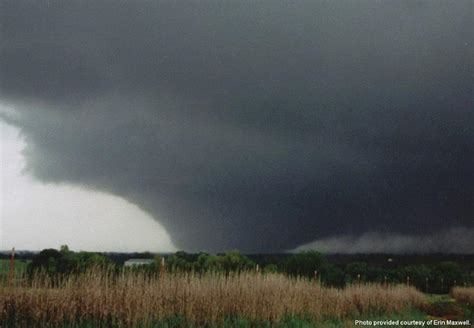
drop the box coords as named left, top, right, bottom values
left=26, top=246, right=473, bottom=294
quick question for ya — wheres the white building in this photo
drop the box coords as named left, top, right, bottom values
left=124, top=259, right=154, bottom=267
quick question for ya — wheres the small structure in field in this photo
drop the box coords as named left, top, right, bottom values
left=124, top=259, right=154, bottom=267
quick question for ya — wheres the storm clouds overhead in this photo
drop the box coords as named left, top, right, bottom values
left=1, top=1, right=473, bottom=252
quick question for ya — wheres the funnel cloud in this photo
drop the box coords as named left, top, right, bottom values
left=1, top=1, right=473, bottom=252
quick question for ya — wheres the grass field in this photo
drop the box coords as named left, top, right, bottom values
left=451, top=287, right=474, bottom=307
left=0, top=268, right=429, bottom=327
left=0, top=266, right=472, bottom=327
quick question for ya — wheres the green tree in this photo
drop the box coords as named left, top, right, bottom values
left=403, top=265, right=432, bottom=292
left=284, top=251, right=327, bottom=278
left=321, top=264, right=345, bottom=287
left=219, top=251, right=255, bottom=272
left=28, top=246, right=113, bottom=276
left=345, top=262, right=368, bottom=283
left=432, top=262, right=464, bottom=293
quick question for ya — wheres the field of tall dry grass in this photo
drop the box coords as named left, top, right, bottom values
left=451, top=287, right=474, bottom=308
left=0, top=269, right=427, bottom=327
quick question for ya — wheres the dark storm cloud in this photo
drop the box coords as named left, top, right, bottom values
left=1, top=1, right=473, bottom=252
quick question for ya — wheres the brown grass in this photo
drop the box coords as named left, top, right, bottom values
left=451, top=287, right=474, bottom=308
left=0, top=269, right=427, bottom=327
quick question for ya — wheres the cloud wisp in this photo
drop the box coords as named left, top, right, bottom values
left=295, top=228, right=474, bottom=254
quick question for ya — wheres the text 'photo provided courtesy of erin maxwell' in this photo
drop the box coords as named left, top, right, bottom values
left=354, top=319, right=472, bottom=326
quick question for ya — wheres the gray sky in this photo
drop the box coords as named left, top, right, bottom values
left=0, top=1, right=473, bottom=253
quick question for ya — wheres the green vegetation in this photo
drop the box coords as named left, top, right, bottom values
left=18, top=246, right=473, bottom=294
left=0, top=259, right=29, bottom=283
left=1, top=246, right=473, bottom=327
left=153, top=251, right=472, bottom=294
left=26, top=245, right=113, bottom=276
left=162, top=250, right=256, bottom=273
